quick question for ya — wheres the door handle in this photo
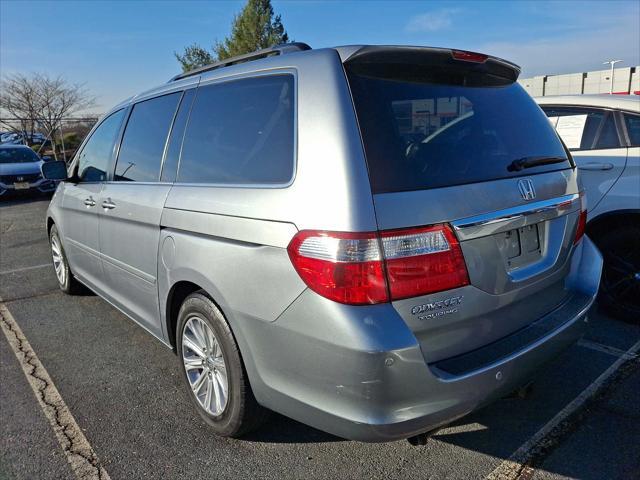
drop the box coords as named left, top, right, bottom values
left=84, top=197, right=96, bottom=207
left=579, top=162, right=614, bottom=171
left=102, top=198, right=116, bottom=210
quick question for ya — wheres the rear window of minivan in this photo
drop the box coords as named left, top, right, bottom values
left=346, top=65, right=572, bottom=194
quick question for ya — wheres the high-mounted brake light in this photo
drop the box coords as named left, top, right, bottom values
left=287, top=224, right=470, bottom=305
left=574, top=192, right=587, bottom=245
left=451, top=50, right=488, bottom=63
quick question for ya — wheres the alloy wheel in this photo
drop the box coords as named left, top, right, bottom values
left=181, top=316, right=229, bottom=416
left=50, top=234, right=66, bottom=286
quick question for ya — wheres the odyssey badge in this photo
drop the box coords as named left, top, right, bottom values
left=411, top=295, right=463, bottom=320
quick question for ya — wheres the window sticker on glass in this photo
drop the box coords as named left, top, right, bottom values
left=554, top=114, right=588, bottom=149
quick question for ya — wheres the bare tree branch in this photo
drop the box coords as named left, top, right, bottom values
left=0, top=73, right=96, bottom=158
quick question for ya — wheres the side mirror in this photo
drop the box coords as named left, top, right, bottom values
left=41, top=160, right=68, bottom=181
left=42, top=155, right=53, bottom=162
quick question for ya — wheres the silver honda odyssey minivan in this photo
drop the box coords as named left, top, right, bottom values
left=42, top=44, right=603, bottom=442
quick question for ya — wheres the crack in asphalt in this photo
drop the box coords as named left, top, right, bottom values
left=0, top=304, right=110, bottom=480
left=1, top=220, right=16, bottom=233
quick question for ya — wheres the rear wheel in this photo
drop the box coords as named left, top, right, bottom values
left=596, top=225, right=640, bottom=323
left=49, top=224, right=83, bottom=295
left=176, top=291, right=267, bottom=437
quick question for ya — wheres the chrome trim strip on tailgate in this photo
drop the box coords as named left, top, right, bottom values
left=451, top=193, right=580, bottom=241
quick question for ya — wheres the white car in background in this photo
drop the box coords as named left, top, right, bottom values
left=537, top=95, right=640, bottom=322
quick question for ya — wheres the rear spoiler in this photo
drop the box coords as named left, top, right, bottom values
left=339, top=46, right=521, bottom=85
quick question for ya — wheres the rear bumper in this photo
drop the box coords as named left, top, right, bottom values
left=234, top=236, right=602, bottom=442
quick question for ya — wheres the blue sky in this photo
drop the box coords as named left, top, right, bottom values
left=2, top=0, right=639, bottom=113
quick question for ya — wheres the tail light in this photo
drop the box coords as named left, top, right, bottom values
left=287, top=224, right=469, bottom=305
left=287, top=231, right=388, bottom=305
left=574, top=192, right=587, bottom=245
left=381, top=225, right=470, bottom=300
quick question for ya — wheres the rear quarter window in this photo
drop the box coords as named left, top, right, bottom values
left=177, top=74, right=295, bottom=186
left=347, top=68, right=571, bottom=193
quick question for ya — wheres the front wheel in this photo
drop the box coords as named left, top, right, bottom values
left=597, top=225, right=640, bottom=323
left=176, top=291, right=267, bottom=437
left=49, top=224, right=83, bottom=295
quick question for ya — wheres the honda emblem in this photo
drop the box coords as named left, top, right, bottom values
left=518, top=179, right=536, bottom=201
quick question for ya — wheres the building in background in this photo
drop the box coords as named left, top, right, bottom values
left=519, top=66, right=640, bottom=96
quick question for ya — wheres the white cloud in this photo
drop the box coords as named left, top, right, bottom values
left=405, top=8, right=460, bottom=33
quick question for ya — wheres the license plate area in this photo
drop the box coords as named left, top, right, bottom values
left=14, top=182, right=30, bottom=190
left=497, top=224, right=543, bottom=271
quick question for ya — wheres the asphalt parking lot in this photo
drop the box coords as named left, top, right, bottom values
left=1, top=197, right=639, bottom=480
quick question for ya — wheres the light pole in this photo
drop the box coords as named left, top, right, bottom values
left=603, top=60, right=623, bottom=94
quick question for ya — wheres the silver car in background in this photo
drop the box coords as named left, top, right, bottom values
left=42, top=44, right=602, bottom=442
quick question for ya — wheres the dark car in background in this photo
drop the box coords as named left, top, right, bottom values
left=0, top=145, right=58, bottom=198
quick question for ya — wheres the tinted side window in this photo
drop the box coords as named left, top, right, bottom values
left=543, top=107, right=623, bottom=150
left=115, top=92, right=181, bottom=182
left=178, top=75, right=294, bottom=185
left=543, top=107, right=605, bottom=151
left=161, top=89, right=195, bottom=183
left=594, top=113, right=620, bottom=149
left=78, top=109, right=125, bottom=182
left=624, top=113, right=640, bottom=146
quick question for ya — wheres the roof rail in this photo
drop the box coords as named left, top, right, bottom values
left=169, top=42, right=312, bottom=82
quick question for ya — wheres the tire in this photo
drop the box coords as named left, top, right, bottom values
left=49, top=224, right=83, bottom=295
left=176, top=291, right=267, bottom=437
left=596, top=225, right=640, bottom=323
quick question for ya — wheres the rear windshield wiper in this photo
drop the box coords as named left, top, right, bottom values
left=507, top=156, right=567, bottom=172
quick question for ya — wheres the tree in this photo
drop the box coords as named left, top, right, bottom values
left=0, top=73, right=95, bottom=160
left=174, top=43, right=215, bottom=73
left=214, top=0, right=289, bottom=60
left=174, top=0, right=289, bottom=72
left=0, top=73, right=39, bottom=139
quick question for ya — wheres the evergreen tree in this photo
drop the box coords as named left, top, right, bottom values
left=174, top=44, right=215, bottom=73
left=175, top=0, right=289, bottom=72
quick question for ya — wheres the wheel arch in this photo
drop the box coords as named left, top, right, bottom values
left=165, top=280, right=205, bottom=352
left=587, top=209, right=640, bottom=243
left=46, top=216, right=55, bottom=235
left=164, top=275, right=244, bottom=355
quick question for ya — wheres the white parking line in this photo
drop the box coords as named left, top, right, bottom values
left=0, top=263, right=51, bottom=275
left=578, top=338, right=639, bottom=360
left=0, top=302, right=111, bottom=480
left=486, top=338, right=640, bottom=480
